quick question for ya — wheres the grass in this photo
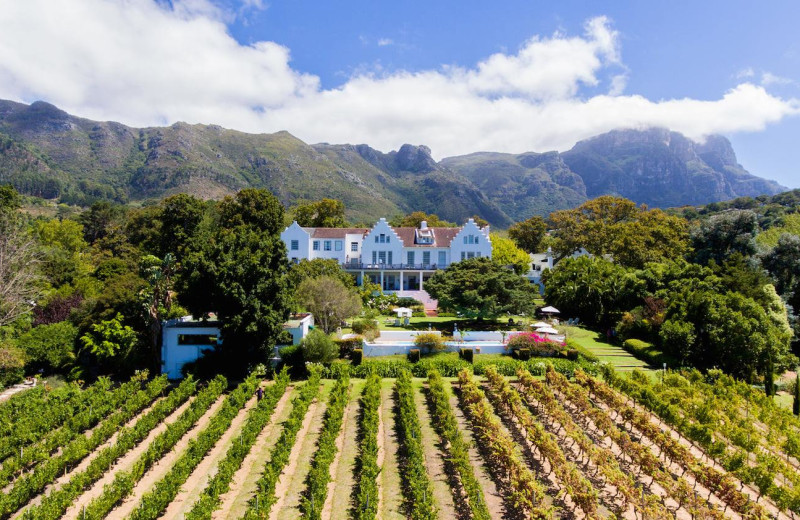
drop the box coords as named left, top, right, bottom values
left=561, top=325, right=656, bottom=374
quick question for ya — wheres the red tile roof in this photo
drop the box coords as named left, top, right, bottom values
left=391, top=227, right=461, bottom=247
left=308, top=228, right=369, bottom=239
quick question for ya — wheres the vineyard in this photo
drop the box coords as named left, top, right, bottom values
left=2, top=365, right=800, bottom=520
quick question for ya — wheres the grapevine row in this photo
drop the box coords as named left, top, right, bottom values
left=425, top=370, right=492, bottom=520
left=128, top=374, right=261, bottom=520
left=545, top=367, right=728, bottom=519
left=243, top=367, right=322, bottom=519
left=394, top=369, right=437, bottom=519
left=351, top=373, right=381, bottom=520
left=80, top=375, right=228, bottom=519
left=456, top=368, right=552, bottom=519
left=0, top=375, right=168, bottom=519
left=574, top=369, right=768, bottom=518
left=299, top=372, right=350, bottom=520
left=483, top=365, right=600, bottom=518
left=20, top=376, right=197, bottom=520
left=515, top=368, right=671, bottom=519
left=185, top=368, right=291, bottom=520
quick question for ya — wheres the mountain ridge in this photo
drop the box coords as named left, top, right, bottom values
left=0, top=99, right=786, bottom=226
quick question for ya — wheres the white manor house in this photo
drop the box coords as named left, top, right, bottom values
left=280, top=217, right=492, bottom=292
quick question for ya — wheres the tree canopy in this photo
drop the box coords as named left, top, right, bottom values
left=490, top=233, right=530, bottom=274
left=389, top=211, right=456, bottom=228
left=296, top=276, right=362, bottom=334
left=508, top=216, right=547, bottom=253
left=291, top=198, right=348, bottom=228
left=425, top=257, right=536, bottom=319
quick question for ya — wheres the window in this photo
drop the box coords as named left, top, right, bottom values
left=438, top=251, right=446, bottom=265
left=351, top=242, right=358, bottom=252
left=290, top=240, right=299, bottom=251
left=461, top=252, right=466, bottom=260
left=313, top=241, right=320, bottom=251
left=463, top=236, right=468, bottom=244
left=375, top=235, right=379, bottom=243
left=423, top=251, right=431, bottom=265
left=324, top=240, right=332, bottom=251
left=178, top=334, right=218, bottom=346
left=378, top=251, right=387, bottom=264
left=335, top=241, right=343, bottom=251
left=407, top=251, right=415, bottom=265
left=372, top=251, right=377, bottom=264
left=388, top=251, right=393, bottom=264
left=467, top=252, right=475, bottom=259
left=475, top=237, right=479, bottom=244
left=379, top=234, right=386, bottom=243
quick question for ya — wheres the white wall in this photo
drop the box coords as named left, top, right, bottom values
left=450, top=219, right=493, bottom=262
left=280, top=222, right=310, bottom=263
left=361, top=218, right=404, bottom=266
left=161, top=324, right=220, bottom=379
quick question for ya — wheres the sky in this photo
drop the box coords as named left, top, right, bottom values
left=0, top=0, right=798, bottom=188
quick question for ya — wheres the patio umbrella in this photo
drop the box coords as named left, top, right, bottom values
left=394, top=307, right=413, bottom=318
left=532, top=321, right=550, bottom=328
left=535, top=326, right=560, bottom=335
left=540, top=306, right=560, bottom=314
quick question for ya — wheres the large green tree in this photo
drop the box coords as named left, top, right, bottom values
left=542, top=256, right=645, bottom=327
left=291, top=198, right=348, bottom=228
left=690, top=209, right=759, bottom=265
left=508, top=216, right=547, bottom=253
left=548, top=196, right=689, bottom=268
left=179, top=189, right=292, bottom=372
left=490, top=233, right=530, bottom=274
left=296, top=276, right=362, bottom=333
left=425, top=257, right=536, bottom=319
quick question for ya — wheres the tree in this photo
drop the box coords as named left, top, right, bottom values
left=490, top=233, right=530, bottom=274
left=389, top=211, right=456, bottom=228
left=762, top=233, right=800, bottom=295
left=80, top=313, right=138, bottom=359
left=35, top=218, right=90, bottom=288
left=425, top=257, right=537, bottom=319
left=139, top=254, right=177, bottom=370
left=157, top=193, right=206, bottom=259
left=16, top=321, right=77, bottom=373
left=291, top=198, right=347, bottom=228
left=300, top=329, right=339, bottom=364
left=78, top=201, right=124, bottom=243
left=793, top=374, right=799, bottom=416
left=690, top=209, right=759, bottom=265
left=0, top=185, right=40, bottom=327
left=508, top=216, right=547, bottom=253
left=296, top=276, right=362, bottom=333
left=541, top=256, right=645, bottom=327
left=470, top=215, right=489, bottom=228
left=179, top=189, right=292, bottom=372
left=288, top=258, right=356, bottom=291
left=548, top=196, right=689, bottom=268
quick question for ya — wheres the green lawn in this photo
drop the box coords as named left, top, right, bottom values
left=561, top=325, right=656, bottom=374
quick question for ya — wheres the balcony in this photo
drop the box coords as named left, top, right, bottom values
left=344, top=262, right=442, bottom=271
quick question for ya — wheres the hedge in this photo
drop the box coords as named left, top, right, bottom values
left=622, top=339, right=675, bottom=367
left=321, top=356, right=599, bottom=379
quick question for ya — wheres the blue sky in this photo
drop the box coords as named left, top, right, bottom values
left=1, top=0, right=798, bottom=188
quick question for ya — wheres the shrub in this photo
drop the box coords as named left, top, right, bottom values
left=0, top=344, right=25, bottom=389
left=516, top=348, right=531, bottom=360
left=411, top=311, right=427, bottom=318
left=408, top=349, right=421, bottom=363
left=301, top=329, right=339, bottom=364
left=459, top=348, right=474, bottom=363
left=352, top=348, right=363, bottom=366
left=351, top=319, right=380, bottom=341
left=16, top=322, right=78, bottom=372
left=395, top=296, right=423, bottom=308
left=334, top=336, right=364, bottom=358
left=414, top=332, right=446, bottom=352
left=622, top=338, right=675, bottom=366
left=565, top=349, right=579, bottom=360
left=506, top=332, right=562, bottom=355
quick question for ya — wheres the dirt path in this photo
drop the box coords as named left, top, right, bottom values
left=413, top=381, right=458, bottom=519
left=269, top=391, right=323, bottom=520
left=274, top=383, right=330, bottom=520
left=213, top=386, right=295, bottom=520
left=59, top=395, right=196, bottom=520
left=158, top=390, right=263, bottom=520
left=378, top=381, right=404, bottom=520
left=0, top=382, right=35, bottom=403
left=327, top=381, right=363, bottom=520
left=448, top=387, right=505, bottom=520
left=98, top=393, right=228, bottom=520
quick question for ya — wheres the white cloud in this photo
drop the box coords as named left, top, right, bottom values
left=0, top=1, right=797, bottom=160
left=761, top=72, right=794, bottom=86
left=736, top=67, right=755, bottom=79
left=377, top=38, right=394, bottom=47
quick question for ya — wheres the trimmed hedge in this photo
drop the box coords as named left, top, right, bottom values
left=622, top=339, right=675, bottom=367
left=408, top=349, right=421, bottom=363
left=321, top=355, right=599, bottom=379
left=459, top=348, right=474, bottom=363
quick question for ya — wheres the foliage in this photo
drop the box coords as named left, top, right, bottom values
left=508, top=215, right=547, bottom=253
left=690, top=209, right=759, bottom=265
left=296, top=276, right=362, bottom=333
left=506, top=332, right=562, bottom=355
left=408, top=349, right=421, bottom=362
left=180, top=189, right=292, bottom=372
left=425, top=257, right=537, bottom=319
left=549, top=196, right=689, bottom=268
left=0, top=186, right=41, bottom=327
left=490, top=233, right=530, bottom=274
left=389, top=211, right=456, bottom=228
left=621, top=338, right=673, bottom=367
left=301, top=329, right=339, bottom=364
left=287, top=258, right=356, bottom=291
left=351, top=318, right=380, bottom=340
left=542, top=256, right=645, bottom=327
left=0, top=342, right=25, bottom=388
left=352, top=374, right=381, bottom=520
left=291, top=198, right=348, bottom=228
left=32, top=292, right=84, bottom=326
left=79, top=312, right=138, bottom=360
left=16, top=321, right=77, bottom=372
left=413, top=332, right=447, bottom=352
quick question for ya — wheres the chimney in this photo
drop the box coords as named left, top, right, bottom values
left=420, top=220, right=427, bottom=229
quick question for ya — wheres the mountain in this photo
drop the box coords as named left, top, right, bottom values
left=0, top=99, right=787, bottom=226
